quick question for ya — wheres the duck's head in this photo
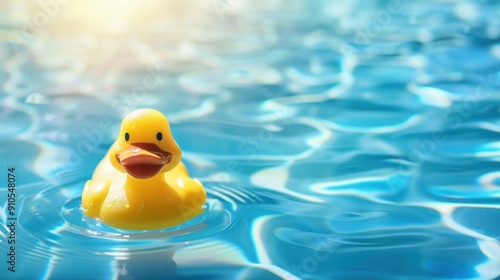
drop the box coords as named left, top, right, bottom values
left=109, top=108, right=181, bottom=179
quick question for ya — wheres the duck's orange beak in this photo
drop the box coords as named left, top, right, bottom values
left=116, top=143, right=172, bottom=179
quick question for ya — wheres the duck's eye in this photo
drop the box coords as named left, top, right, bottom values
left=156, top=132, right=162, bottom=141
left=125, top=132, right=130, bottom=141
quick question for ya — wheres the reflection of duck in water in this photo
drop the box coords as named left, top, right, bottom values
left=82, top=108, right=206, bottom=230
left=116, top=251, right=177, bottom=280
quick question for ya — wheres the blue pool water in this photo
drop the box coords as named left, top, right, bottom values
left=1, top=0, right=500, bottom=279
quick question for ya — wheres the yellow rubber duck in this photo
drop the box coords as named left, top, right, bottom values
left=82, top=108, right=206, bottom=230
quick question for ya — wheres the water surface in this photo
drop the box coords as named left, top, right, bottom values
left=1, top=0, right=500, bottom=279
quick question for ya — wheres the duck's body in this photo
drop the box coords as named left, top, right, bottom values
left=83, top=158, right=206, bottom=230
left=82, top=109, right=206, bottom=230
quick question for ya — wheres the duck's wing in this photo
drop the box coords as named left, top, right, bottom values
left=164, top=161, right=206, bottom=209
left=82, top=179, right=111, bottom=218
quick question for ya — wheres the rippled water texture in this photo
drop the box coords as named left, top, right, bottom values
left=1, top=0, right=500, bottom=279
